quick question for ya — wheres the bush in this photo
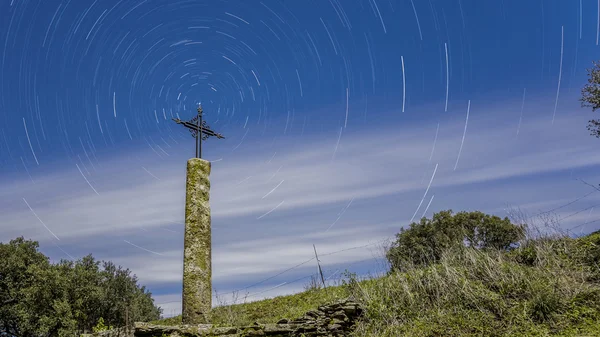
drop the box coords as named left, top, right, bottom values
left=0, top=237, right=162, bottom=337
left=92, top=317, right=112, bottom=333
left=386, top=210, right=526, bottom=271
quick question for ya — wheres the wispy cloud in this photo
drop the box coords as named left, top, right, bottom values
left=1, top=93, right=600, bottom=317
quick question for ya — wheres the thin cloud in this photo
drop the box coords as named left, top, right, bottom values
left=1, top=95, right=600, bottom=316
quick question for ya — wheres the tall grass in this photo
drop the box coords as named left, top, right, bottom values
left=345, top=208, right=600, bottom=336
left=152, top=210, right=600, bottom=336
left=347, top=245, right=600, bottom=336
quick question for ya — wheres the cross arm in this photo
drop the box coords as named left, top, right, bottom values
left=205, top=130, right=225, bottom=139
left=175, top=120, right=225, bottom=139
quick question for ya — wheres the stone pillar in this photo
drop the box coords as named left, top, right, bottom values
left=182, top=158, right=212, bottom=324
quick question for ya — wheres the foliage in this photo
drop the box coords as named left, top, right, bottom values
left=385, top=210, right=526, bottom=271
left=151, top=281, right=350, bottom=327
left=151, top=214, right=600, bottom=336
left=349, top=234, right=600, bottom=337
left=573, top=230, right=600, bottom=281
left=0, top=237, right=162, bottom=337
left=152, top=230, right=600, bottom=336
left=580, top=61, right=600, bottom=137
left=91, top=317, right=112, bottom=333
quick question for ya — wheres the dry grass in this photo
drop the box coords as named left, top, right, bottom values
left=348, top=245, right=600, bottom=336
left=152, top=210, right=600, bottom=336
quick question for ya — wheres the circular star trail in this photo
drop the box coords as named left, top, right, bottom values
left=1, top=1, right=587, bottom=166
left=2, top=0, right=600, bottom=311
left=1, top=0, right=414, bottom=162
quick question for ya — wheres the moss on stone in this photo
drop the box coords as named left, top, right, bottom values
left=182, top=158, right=212, bottom=325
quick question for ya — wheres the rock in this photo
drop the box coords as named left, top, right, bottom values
left=304, top=310, right=320, bottom=318
left=331, top=318, right=345, bottom=325
left=294, top=325, right=318, bottom=333
left=87, top=300, right=364, bottom=337
left=241, top=329, right=264, bottom=336
left=264, top=324, right=294, bottom=334
left=210, top=326, right=239, bottom=335
left=341, top=305, right=357, bottom=315
left=328, top=323, right=343, bottom=330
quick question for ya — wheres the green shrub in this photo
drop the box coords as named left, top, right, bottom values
left=92, top=317, right=112, bottom=333
left=0, top=237, right=161, bottom=337
left=386, top=210, right=526, bottom=271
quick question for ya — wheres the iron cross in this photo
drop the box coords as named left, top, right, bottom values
left=172, top=105, right=225, bottom=158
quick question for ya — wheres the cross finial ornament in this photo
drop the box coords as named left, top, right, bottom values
left=172, top=104, right=225, bottom=158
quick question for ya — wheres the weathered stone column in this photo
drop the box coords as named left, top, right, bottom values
left=182, top=158, right=212, bottom=324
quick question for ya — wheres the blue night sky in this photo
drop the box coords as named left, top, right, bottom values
left=2, top=0, right=600, bottom=318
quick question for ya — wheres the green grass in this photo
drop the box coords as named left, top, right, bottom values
left=347, top=243, right=600, bottom=337
left=151, top=231, right=600, bottom=336
left=151, top=280, right=351, bottom=327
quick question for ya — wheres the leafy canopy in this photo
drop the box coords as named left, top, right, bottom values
left=386, top=210, right=526, bottom=271
left=580, top=61, right=600, bottom=138
left=0, top=236, right=162, bottom=337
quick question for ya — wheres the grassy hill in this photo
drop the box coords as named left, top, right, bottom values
left=151, top=230, right=600, bottom=337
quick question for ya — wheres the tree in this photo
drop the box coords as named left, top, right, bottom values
left=0, top=237, right=73, bottom=337
left=56, top=255, right=105, bottom=333
left=0, top=237, right=162, bottom=336
left=386, top=210, right=526, bottom=272
left=99, top=260, right=161, bottom=330
left=580, top=61, right=600, bottom=137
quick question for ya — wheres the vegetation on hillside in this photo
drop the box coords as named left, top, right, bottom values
left=0, top=237, right=161, bottom=337
left=349, top=234, right=600, bottom=336
left=4, top=209, right=600, bottom=336
left=149, top=210, right=600, bottom=337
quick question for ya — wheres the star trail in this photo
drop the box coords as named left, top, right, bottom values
left=0, top=0, right=571, bottom=165
left=1, top=0, right=600, bottom=315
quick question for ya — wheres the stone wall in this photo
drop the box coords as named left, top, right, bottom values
left=84, top=300, right=363, bottom=337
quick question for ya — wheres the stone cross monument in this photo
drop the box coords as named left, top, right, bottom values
left=172, top=105, right=224, bottom=324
